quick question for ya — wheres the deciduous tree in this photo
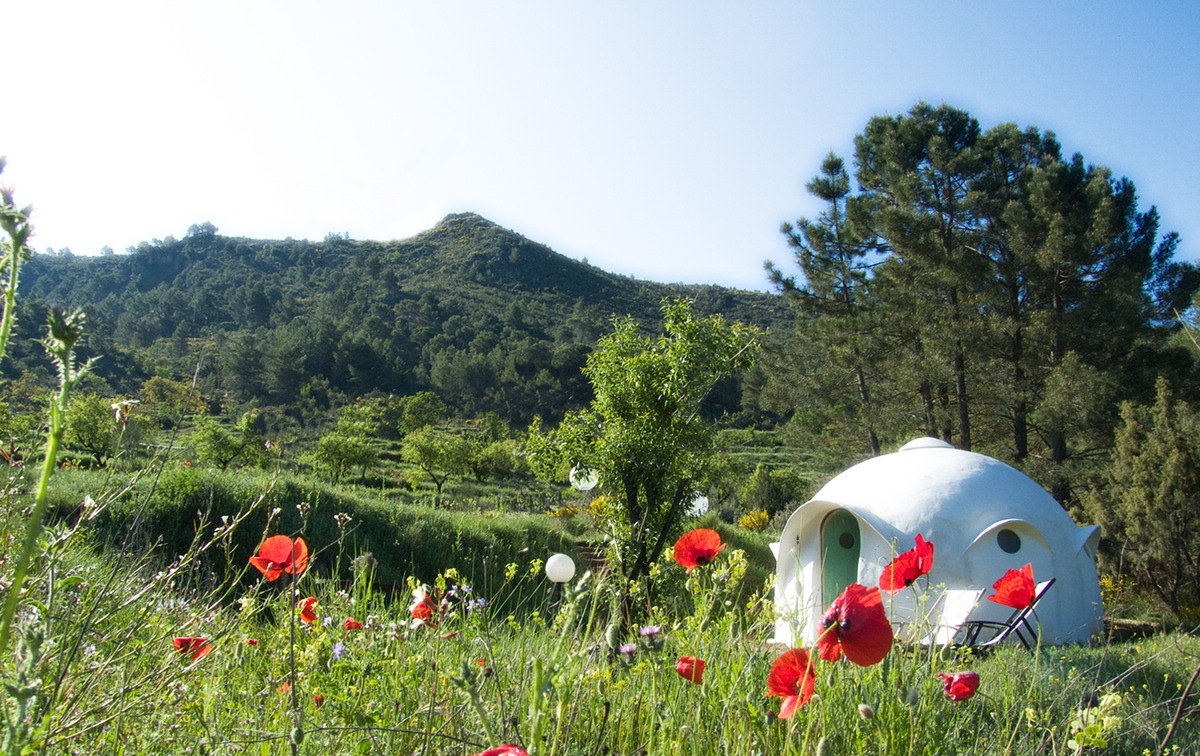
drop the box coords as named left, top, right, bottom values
left=396, top=391, right=447, bottom=435
left=140, top=375, right=205, bottom=429
left=401, top=426, right=473, bottom=494
left=65, top=394, right=119, bottom=466
left=527, top=299, right=757, bottom=626
left=191, top=412, right=263, bottom=470
left=315, top=425, right=376, bottom=484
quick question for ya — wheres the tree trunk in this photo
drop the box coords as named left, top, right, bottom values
left=1013, top=397, right=1028, bottom=461
left=936, top=384, right=954, bottom=442
left=853, top=364, right=881, bottom=456
left=1011, top=299, right=1028, bottom=460
left=954, top=347, right=971, bottom=450
left=1048, top=274, right=1068, bottom=502
left=919, top=380, right=937, bottom=438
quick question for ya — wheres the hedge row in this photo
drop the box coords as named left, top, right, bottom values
left=61, top=466, right=575, bottom=599
left=46, top=465, right=776, bottom=616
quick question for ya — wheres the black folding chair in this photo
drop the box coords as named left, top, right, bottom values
left=959, top=578, right=1056, bottom=651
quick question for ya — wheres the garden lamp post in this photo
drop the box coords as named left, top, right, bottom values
left=546, top=553, right=576, bottom=584
left=546, top=553, right=576, bottom=617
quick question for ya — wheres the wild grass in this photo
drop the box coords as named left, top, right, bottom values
left=1, top=478, right=1197, bottom=755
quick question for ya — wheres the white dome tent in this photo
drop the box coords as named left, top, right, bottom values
left=771, top=438, right=1103, bottom=647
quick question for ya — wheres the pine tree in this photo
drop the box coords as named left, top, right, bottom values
left=1084, top=378, right=1200, bottom=613
left=768, top=153, right=883, bottom=455
left=855, top=102, right=987, bottom=449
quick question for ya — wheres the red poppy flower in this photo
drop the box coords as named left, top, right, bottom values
left=879, top=534, right=935, bottom=593
left=672, top=528, right=727, bottom=572
left=313, top=693, right=326, bottom=708
left=249, top=535, right=309, bottom=581
left=473, top=746, right=530, bottom=756
left=277, top=682, right=292, bottom=693
left=939, top=671, right=981, bottom=702
left=816, top=583, right=894, bottom=666
left=988, top=563, right=1036, bottom=609
left=245, top=638, right=259, bottom=646
left=411, top=600, right=433, bottom=622
left=767, top=648, right=816, bottom=719
left=344, top=617, right=363, bottom=631
left=172, top=636, right=212, bottom=661
left=409, top=588, right=438, bottom=626
left=676, top=656, right=706, bottom=684
left=299, top=596, right=318, bottom=624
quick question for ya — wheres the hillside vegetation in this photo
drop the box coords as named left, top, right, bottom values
left=15, top=212, right=786, bottom=430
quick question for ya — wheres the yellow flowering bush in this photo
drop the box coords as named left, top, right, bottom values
left=737, top=508, right=770, bottom=531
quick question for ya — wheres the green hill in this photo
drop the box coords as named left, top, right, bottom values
left=15, top=213, right=787, bottom=428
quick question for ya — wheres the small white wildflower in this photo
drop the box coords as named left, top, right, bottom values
left=110, top=399, right=139, bottom=424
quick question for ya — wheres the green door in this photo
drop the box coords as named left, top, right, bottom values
left=821, top=510, right=860, bottom=607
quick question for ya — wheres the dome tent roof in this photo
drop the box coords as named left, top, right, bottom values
left=806, top=437, right=1080, bottom=554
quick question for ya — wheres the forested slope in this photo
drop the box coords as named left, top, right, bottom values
left=15, top=212, right=787, bottom=427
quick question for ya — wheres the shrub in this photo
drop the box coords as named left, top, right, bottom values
left=737, top=508, right=770, bottom=531
left=737, top=463, right=808, bottom=518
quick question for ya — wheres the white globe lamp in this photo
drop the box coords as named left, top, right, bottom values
left=545, top=553, right=576, bottom=584
left=569, top=466, right=598, bottom=492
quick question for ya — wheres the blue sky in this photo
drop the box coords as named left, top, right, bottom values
left=4, top=2, right=1198, bottom=291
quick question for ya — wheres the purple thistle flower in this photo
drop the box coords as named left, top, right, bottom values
left=638, top=624, right=665, bottom=651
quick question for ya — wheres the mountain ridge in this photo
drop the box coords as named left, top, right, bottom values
left=12, top=212, right=787, bottom=426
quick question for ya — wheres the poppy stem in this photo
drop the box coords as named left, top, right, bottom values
left=528, top=657, right=545, bottom=749
left=288, top=573, right=301, bottom=756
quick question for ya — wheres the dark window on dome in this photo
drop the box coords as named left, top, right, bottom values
left=839, top=532, right=855, bottom=550
left=997, top=528, right=1021, bottom=554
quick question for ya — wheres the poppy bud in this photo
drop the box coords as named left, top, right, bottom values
left=858, top=703, right=875, bottom=720
left=604, top=623, right=621, bottom=650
